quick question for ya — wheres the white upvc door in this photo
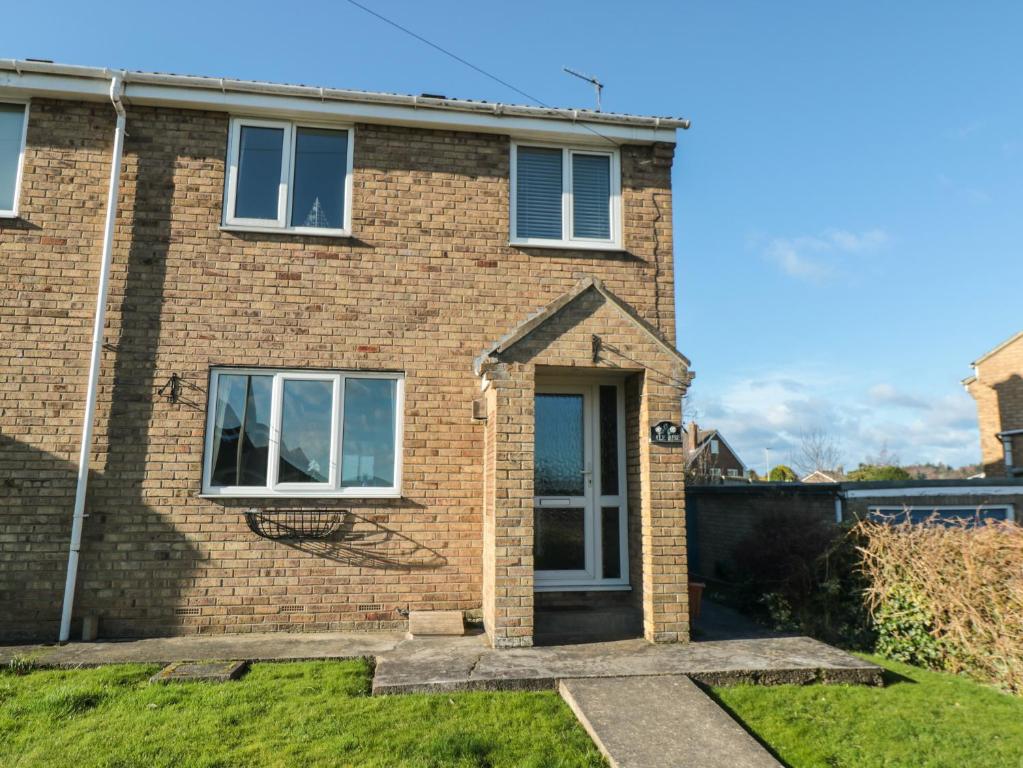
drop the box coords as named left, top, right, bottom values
left=534, top=380, right=628, bottom=591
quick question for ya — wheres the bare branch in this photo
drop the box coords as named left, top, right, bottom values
left=794, top=428, right=842, bottom=477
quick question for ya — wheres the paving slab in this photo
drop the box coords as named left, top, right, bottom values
left=560, top=676, right=781, bottom=768
left=0, top=631, right=406, bottom=667
left=149, top=660, right=249, bottom=684
left=408, top=610, right=466, bottom=637
left=371, top=634, right=882, bottom=694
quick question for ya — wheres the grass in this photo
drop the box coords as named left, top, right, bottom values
left=710, top=654, right=1023, bottom=768
left=0, top=660, right=605, bottom=768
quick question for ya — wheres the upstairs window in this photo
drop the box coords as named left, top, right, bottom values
left=510, top=143, right=621, bottom=249
left=0, top=101, right=29, bottom=217
left=203, top=368, right=404, bottom=497
left=224, top=118, right=353, bottom=235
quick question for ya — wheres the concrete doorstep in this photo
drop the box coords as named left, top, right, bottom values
left=560, top=676, right=781, bottom=768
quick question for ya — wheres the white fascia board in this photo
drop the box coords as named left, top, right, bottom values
left=0, top=71, right=678, bottom=145
left=844, top=485, right=1023, bottom=498
left=0, top=70, right=110, bottom=100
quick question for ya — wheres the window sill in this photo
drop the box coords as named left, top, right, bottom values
left=0, top=211, right=19, bottom=219
left=533, top=584, right=631, bottom=592
left=509, top=239, right=624, bottom=253
left=220, top=224, right=353, bottom=239
left=198, top=491, right=402, bottom=500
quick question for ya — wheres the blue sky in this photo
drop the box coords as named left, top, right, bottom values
left=5, top=1, right=1020, bottom=471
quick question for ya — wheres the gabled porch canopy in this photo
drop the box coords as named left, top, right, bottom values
left=473, top=276, right=692, bottom=377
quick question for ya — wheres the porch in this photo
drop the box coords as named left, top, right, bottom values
left=475, top=277, right=694, bottom=647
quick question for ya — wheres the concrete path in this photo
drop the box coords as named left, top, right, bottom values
left=0, top=631, right=406, bottom=666
left=370, top=633, right=880, bottom=694
left=1, top=627, right=881, bottom=694
left=560, top=676, right=781, bottom=768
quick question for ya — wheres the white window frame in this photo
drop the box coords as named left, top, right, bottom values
left=222, top=117, right=354, bottom=237
left=868, top=505, right=1016, bottom=523
left=0, top=99, right=30, bottom=219
left=202, top=367, right=404, bottom=498
left=509, top=141, right=622, bottom=250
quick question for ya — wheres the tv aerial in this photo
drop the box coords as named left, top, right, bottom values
left=563, top=67, right=604, bottom=112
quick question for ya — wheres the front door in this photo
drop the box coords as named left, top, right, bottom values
left=534, top=381, right=628, bottom=590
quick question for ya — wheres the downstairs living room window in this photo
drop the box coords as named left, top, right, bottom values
left=202, top=368, right=404, bottom=498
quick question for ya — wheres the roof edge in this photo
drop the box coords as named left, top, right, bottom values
left=971, top=330, right=1023, bottom=367
left=0, top=59, right=690, bottom=134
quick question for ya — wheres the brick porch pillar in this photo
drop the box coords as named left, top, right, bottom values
left=639, top=370, right=690, bottom=642
left=481, top=362, right=535, bottom=647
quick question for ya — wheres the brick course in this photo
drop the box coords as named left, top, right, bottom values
left=0, top=97, right=686, bottom=643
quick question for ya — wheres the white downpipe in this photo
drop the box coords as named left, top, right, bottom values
left=59, top=73, right=126, bottom=643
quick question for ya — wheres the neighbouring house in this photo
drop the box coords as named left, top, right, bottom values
left=0, top=61, right=694, bottom=646
left=684, top=422, right=748, bottom=482
left=964, top=331, right=1023, bottom=478
left=801, top=469, right=840, bottom=483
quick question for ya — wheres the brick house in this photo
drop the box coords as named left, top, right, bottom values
left=964, top=331, right=1023, bottom=477
left=683, top=422, right=747, bottom=482
left=0, top=61, right=693, bottom=647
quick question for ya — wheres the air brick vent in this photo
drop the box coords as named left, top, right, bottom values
left=174, top=607, right=200, bottom=616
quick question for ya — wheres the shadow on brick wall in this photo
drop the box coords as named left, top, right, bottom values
left=991, top=373, right=1023, bottom=476
left=72, top=115, right=204, bottom=640
left=220, top=499, right=448, bottom=571
left=0, top=434, right=200, bottom=643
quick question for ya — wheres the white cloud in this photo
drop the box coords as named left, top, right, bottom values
left=868, top=383, right=928, bottom=410
left=762, top=228, right=889, bottom=281
left=689, top=367, right=980, bottom=472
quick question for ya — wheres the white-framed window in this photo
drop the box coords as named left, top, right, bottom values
left=223, top=117, right=354, bottom=236
left=0, top=100, right=29, bottom=218
left=202, top=368, right=404, bottom=498
left=867, top=505, right=1015, bottom=526
left=726, top=468, right=739, bottom=478
left=510, top=142, right=622, bottom=249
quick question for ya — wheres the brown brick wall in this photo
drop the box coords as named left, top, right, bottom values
left=967, top=335, right=1023, bottom=476
left=0, top=97, right=680, bottom=641
left=688, top=485, right=1022, bottom=582
left=686, top=486, right=838, bottom=579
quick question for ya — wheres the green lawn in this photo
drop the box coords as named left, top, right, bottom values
left=711, top=654, right=1023, bottom=768
left=0, top=660, right=605, bottom=768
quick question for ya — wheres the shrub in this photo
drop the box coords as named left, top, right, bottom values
left=767, top=465, right=797, bottom=482
left=731, top=510, right=874, bottom=648
left=856, top=516, right=1023, bottom=692
left=871, top=582, right=945, bottom=668
left=846, top=464, right=911, bottom=481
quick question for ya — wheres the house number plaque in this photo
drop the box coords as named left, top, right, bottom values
left=650, top=421, right=683, bottom=444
